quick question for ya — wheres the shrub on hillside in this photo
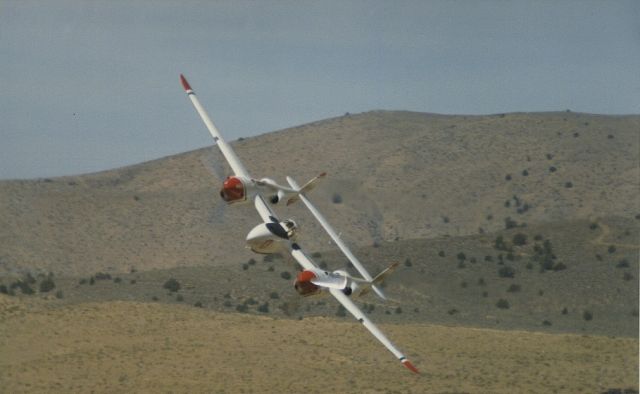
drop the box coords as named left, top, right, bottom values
left=512, top=233, right=527, bottom=246
left=552, top=262, right=567, bottom=271
left=94, top=272, right=111, bottom=281
left=504, top=217, right=518, bottom=229
left=616, top=259, right=630, bottom=268
left=507, top=284, right=521, bottom=293
left=496, top=299, right=510, bottom=309
left=163, top=278, right=181, bottom=292
left=494, top=236, right=509, bottom=252
left=39, top=278, right=56, bottom=293
left=498, top=266, right=515, bottom=278
left=280, top=271, right=292, bottom=280
left=11, top=280, right=34, bottom=295
left=25, top=272, right=36, bottom=284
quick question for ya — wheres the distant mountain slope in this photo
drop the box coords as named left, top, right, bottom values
left=0, top=111, right=638, bottom=275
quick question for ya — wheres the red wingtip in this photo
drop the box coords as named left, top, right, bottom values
left=180, top=74, right=192, bottom=91
left=402, top=360, right=419, bottom=374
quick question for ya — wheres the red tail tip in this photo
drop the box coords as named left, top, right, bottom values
left=402, top=360, right=419, bottom=374
left=180, top=74, right=192, bottom=91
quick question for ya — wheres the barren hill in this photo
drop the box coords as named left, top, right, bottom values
left=1, top=111, right=637, bottom=276
left=1, top=111, right=638, bottom=392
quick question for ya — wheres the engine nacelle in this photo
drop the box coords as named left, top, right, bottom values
left=294, top=269, right=356, bottom=297
left=220, top=176, right=255, bottom=204
left=294, top=270, right=320, bottom=297
left=246, top=219, right=298, bottom=254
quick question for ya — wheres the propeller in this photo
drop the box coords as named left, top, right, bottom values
left=200, top=147, right=229, bottom=223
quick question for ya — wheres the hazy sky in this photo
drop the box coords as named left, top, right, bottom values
left=1, top=1, right=639, bottom=179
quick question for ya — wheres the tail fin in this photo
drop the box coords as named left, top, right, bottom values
left=355, top=262, right=400, bottom=298
left=286, top=172, right=327, bottom=205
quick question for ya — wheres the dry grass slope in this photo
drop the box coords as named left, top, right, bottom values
left=0, top=296, right=637, bottom=393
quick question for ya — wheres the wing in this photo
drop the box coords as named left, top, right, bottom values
left=328, top=287, right=419, bottom=373
left=286, top=176, right=387, bottom=300
left=182, top=74, right=277, bottom=226
left=254, top=194, right=279, bottom=224
left=287, top=242, right=317, bottom=271
left=181, top=74, right=251, bottom=179
left=286, top=241, right=418, bottom=373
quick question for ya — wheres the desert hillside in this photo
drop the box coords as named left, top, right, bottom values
left=0, top=297, right=637, bottom=393
left=1, top=111, right=638, bottom=275
left=0, top=111, right=638, bottom=393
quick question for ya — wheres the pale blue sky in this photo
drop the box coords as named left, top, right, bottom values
left=1, top=1, right=639, bottom=179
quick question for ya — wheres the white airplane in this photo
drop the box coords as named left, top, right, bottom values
left=180, top=74, right=419, bottom=374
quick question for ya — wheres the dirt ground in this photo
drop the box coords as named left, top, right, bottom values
left=1, top=296, right=637, bottom=393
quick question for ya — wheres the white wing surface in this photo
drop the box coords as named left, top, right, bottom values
left=254, top=194, right=278, bottom=224
left=329, top=287, right=419, bottom=373
left=288, top=242, right=317, bottom=271
left=286, top=176, right=387, bottom=300
left=181, top=74, right=251, bottom=179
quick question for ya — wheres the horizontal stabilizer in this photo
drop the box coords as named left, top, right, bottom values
left=286, top=172, right=326, bottom=205
left=355, top=262, right=399, bottom=298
